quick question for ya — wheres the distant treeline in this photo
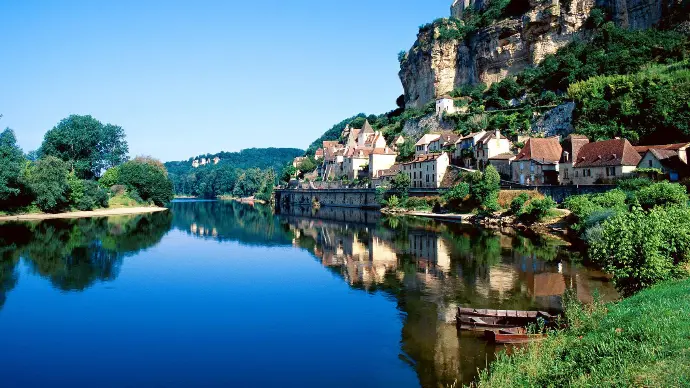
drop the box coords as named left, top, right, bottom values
left=164, top=148, right=303, bottom=199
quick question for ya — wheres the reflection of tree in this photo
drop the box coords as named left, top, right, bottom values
left=3, top=212, right=172, bottom=293
left=170, top=201, right=293, bottom=247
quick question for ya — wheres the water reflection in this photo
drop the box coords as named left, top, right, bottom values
left=0, top=212, right=172, bottom=296
left=0, top=202, right=616, bottom=387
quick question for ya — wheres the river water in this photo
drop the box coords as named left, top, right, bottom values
left=0, top=200, right=616, bottom=387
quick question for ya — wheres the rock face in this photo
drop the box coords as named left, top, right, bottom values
left=531, top=102, right=576, bottom=138
left=400, top=0, right=683, bottom=108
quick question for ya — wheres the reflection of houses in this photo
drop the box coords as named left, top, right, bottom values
left=189, top=223, right=218, bottom=238
left=407, top=233, right=452, bottom=274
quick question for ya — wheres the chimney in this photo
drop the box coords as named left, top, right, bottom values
left=495, top=129, right=500, bottom=139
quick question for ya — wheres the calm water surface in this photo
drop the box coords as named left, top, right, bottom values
left=0, top=200, right=616, bottom=387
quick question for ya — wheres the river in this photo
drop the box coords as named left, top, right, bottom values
left=0, top=200, right=616, bottom=387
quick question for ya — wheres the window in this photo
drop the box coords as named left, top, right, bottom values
left=575, top=170, right=579, bottom=177
left=530, top=164, right=535, bottom=173
left=648, top=160, right=653, bottom=167
left=564, top=169, right=569, bottom=179
left=520, top=162, right=524, bottom=171
left=606, top=167, right=616, bottom=177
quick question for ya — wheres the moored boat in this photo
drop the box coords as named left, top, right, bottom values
left=484, top=328, right=547, bottom=344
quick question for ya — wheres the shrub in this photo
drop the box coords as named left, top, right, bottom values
left=522, top=196, right=556, bottom=222
left=443, top=182, right=470, bottom=211
left=26, top=156, right=71, bottom=213
left=99, top=166, right=120, bottom=188
left=617, top=177, right=653, bottom=192
left=386, top=195, right=401, bottom=208
left=390, top=172, right=411, bottom=197
left=75, top=180, right=108, bottom=211
left=635, top=181, right=688, bottom=210
left=510, top=192, right=530, bottom=214
left=472, top=166, right=501, bottom=211
left=116, top=159, right=174, bottom=206
left=590, top=206, right=690, bottom=296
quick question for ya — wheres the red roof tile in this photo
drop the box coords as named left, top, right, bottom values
left=515, top=138, right=562, bottom=163
left=574, top=139, right=641, bottom=168
left=634, top=142, right=690, bottom=154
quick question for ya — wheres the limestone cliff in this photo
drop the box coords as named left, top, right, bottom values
left=400, top=0, right=684, bottom=108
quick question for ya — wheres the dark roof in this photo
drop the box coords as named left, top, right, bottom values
left=645, top=149, right=689, bottom=172
left=489, top=152, right=516, bottom=160
left=574, top=139, right=641, bottom=168
left=403, top=153, right=446, bottom=164
left=361, top=120, right=375, bottom=134
left=634, top=142, right=690, bottom=154
left=515, top=138, right=562, bottom=163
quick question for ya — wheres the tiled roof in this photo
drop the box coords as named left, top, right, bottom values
left=323, top=141, right=339, bottom=149
left=645, top=149, right=689, bottom=172
left=574, top=139, right=641, bottom=168
left=489, top=152, right=516, bottom=160
left=361, top=120, right=375, bottom=134
left=415, top=134, right=441, bottom=146
left=378, top=164, right=401, bottom=177
left=515, top=137, right=562, bottom=163
left=402, top=153, right=446, bottom=164
left=634, top=142, right=690, bottom=154
left=371, top=147, right=397, bottom=155
left=315, top=148, right=324, bottom=156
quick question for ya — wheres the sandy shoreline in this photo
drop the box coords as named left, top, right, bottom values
left=0, top=207, right=168, bottom=222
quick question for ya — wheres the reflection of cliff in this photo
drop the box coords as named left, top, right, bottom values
left=170, top=200, right=294, bottom=247
left=0, top=212, right=172, bottom=293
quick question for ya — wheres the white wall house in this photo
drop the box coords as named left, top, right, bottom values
left=401, top=153, right=450, bottom=188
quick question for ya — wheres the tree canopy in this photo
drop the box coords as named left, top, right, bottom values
left=40, top=115, right=129, bottom=179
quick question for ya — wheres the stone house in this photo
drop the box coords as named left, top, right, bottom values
left=475, top=130, right=512, bottom=171
left=570, top=139, right=641, bottom=185
left=512, top=137, right=562, bottom=185
left=637, top=149, right=689, bottom=181
left=314, top=148, right=324, bottom=161
left=435, top=97, right=466, bottom=116
left=192, top=159, right=200, bottom=168
left=428, top=133, right=460, bottom=154
left=369, top=147, right=398, bottom=180
left=401, top=152, right=450, bottom=188
left=372, top=164, right=401, bottom=187
left=559, top=134, right=591, bottom=185
left=415, top=134, right=441, bottom=155
left=453, top=131, right=486, bottom=167
left=488, top=152, right=516, bottom=179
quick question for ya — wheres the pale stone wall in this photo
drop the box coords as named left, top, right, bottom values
left=369, top=153, right=397, bottom=178
left=571, top=165, right=636, bottom=185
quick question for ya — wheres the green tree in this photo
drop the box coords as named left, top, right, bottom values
left=0, top=128, right=28, bottom=208
left=396, top=138, right=415, bottom=163
left=40, top=115, right=129, bottom=179
left=297, top=157, right=317, bottom=174
left=391, top=172, right=411, bottom=197
left=26, top=156, right=71, bottom=213
left=99, top=166, right=121, bottom=188
left=635, top=182, right=688, bottom=210
left=117, top=158, right=174, bottom=206
left=472, top=165, right=501, bottom=211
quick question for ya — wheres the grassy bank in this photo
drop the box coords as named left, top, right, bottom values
left=473, top=279, right=690, bottom=387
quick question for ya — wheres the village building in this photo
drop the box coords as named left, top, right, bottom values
left=319, top=142, right=345, bottom=179
left=488, top=152, right=516, bottom=179
left=292, top=156, right=307, bottom=168
left=559, top=134, right=591, bottom=185
left=475, top=130, right=511, bottom=171
left=428, top=133, right=460, bottom=154
left=512, top=137, right=562, bottom=185
left=569, top=139, right=641, bottom=185
left=635, top=143, right=690, bottom=181
left=392, top=135, right=406, bottom=149
left=369, top=147, right=398, bottom=180
left=192, top=159, right=200, bottom=168
left=452, top=131, right=486, bottom=168
left=415, top=134, right=441, bottom=155
left=314, top=148, right=324, bottom=160
left=343, top=148, right=372, bottom=180
left=213, top=156, right=220, bottom=165
left=372, top=164, right=401, bottom=187
left=435, top=97, right=467, bottom=116
left=401, top=153, right=450, bottom=189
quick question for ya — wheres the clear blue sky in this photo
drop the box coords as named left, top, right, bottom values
left=0, top=0, right=450, bottom=162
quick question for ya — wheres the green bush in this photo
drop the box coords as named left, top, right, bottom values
left=443, top=182, right=470, bottom=211
left=617, top=176, right=653, bottom=192
left=590, top=206, right=690, bottom=296
left=26, top=156, right=71, bottom=213
left=472, top=166, right=501, bottom=212
left=99, top=167, right=120, bottom=188
left=635, top=181, right=688, bottom=210
left=0, top=128, right=30, bottom=209
left=522, top=197, right=556, bottom=222
left=510, top=193, right=530, bottom=214
left=117, top=159, right=174, bottom=206
left=75, top=180, right=108, bottom=211
left=386, top=195, right=401, bottom=208
left=391, top=172, right=411, bottom=197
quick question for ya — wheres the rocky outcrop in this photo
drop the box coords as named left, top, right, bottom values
left=402, top=114, right=457, bottom=138
left=531, top=102, right=576, bottom=138
left=400, top=0, right=684, bottom=108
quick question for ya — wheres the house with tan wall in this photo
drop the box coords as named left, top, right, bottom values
left=415, top=134, right=441, bottom=156
left=401, top=153, right=450, bottom=188
left=512, top=137, right=562, bottom=185
left=570, top=139, right=641, bottom=185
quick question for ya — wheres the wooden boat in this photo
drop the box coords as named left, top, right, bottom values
left=484, top=329, right=547, bottom=344
left=456, top=307, right=558, bottom=332
left=457, top=316, right=523, bottom=332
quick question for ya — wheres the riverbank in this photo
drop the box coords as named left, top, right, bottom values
left=473, top=279, right=690, bottom=387
left=0, top=206, right=168, bottom=222
left=218, top=195, right=267, bottom=205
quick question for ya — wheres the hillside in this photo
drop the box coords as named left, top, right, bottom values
left=164, top=147, right=303, bottom=199
left=307, top=5, right=689, bottom=152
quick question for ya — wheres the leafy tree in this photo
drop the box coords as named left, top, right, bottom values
left=472, top=165, right=501, bottom=211
left=396, top=138, right=415, bottom=163
left=281, top=164, right=297, bottom=183
left=99, top=166, right=121, bottom=188
left=117, top=158, right=174, bottom=206
left=510, top=192, right=530, bottom=214
left=390, top=172, right=411, bottom=197
left=100, top=124, right=129, bottom=170
left=26, top=156, right=71, bottom=212
left=0, top=128, right=29, bottom=208
left=635, top=182, right=688, bottom=210
left=297, top=157, right=317, bottom=174
left=40, top=115, right=129, bottom=179
left=590, top=206, right=690, bottom=296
